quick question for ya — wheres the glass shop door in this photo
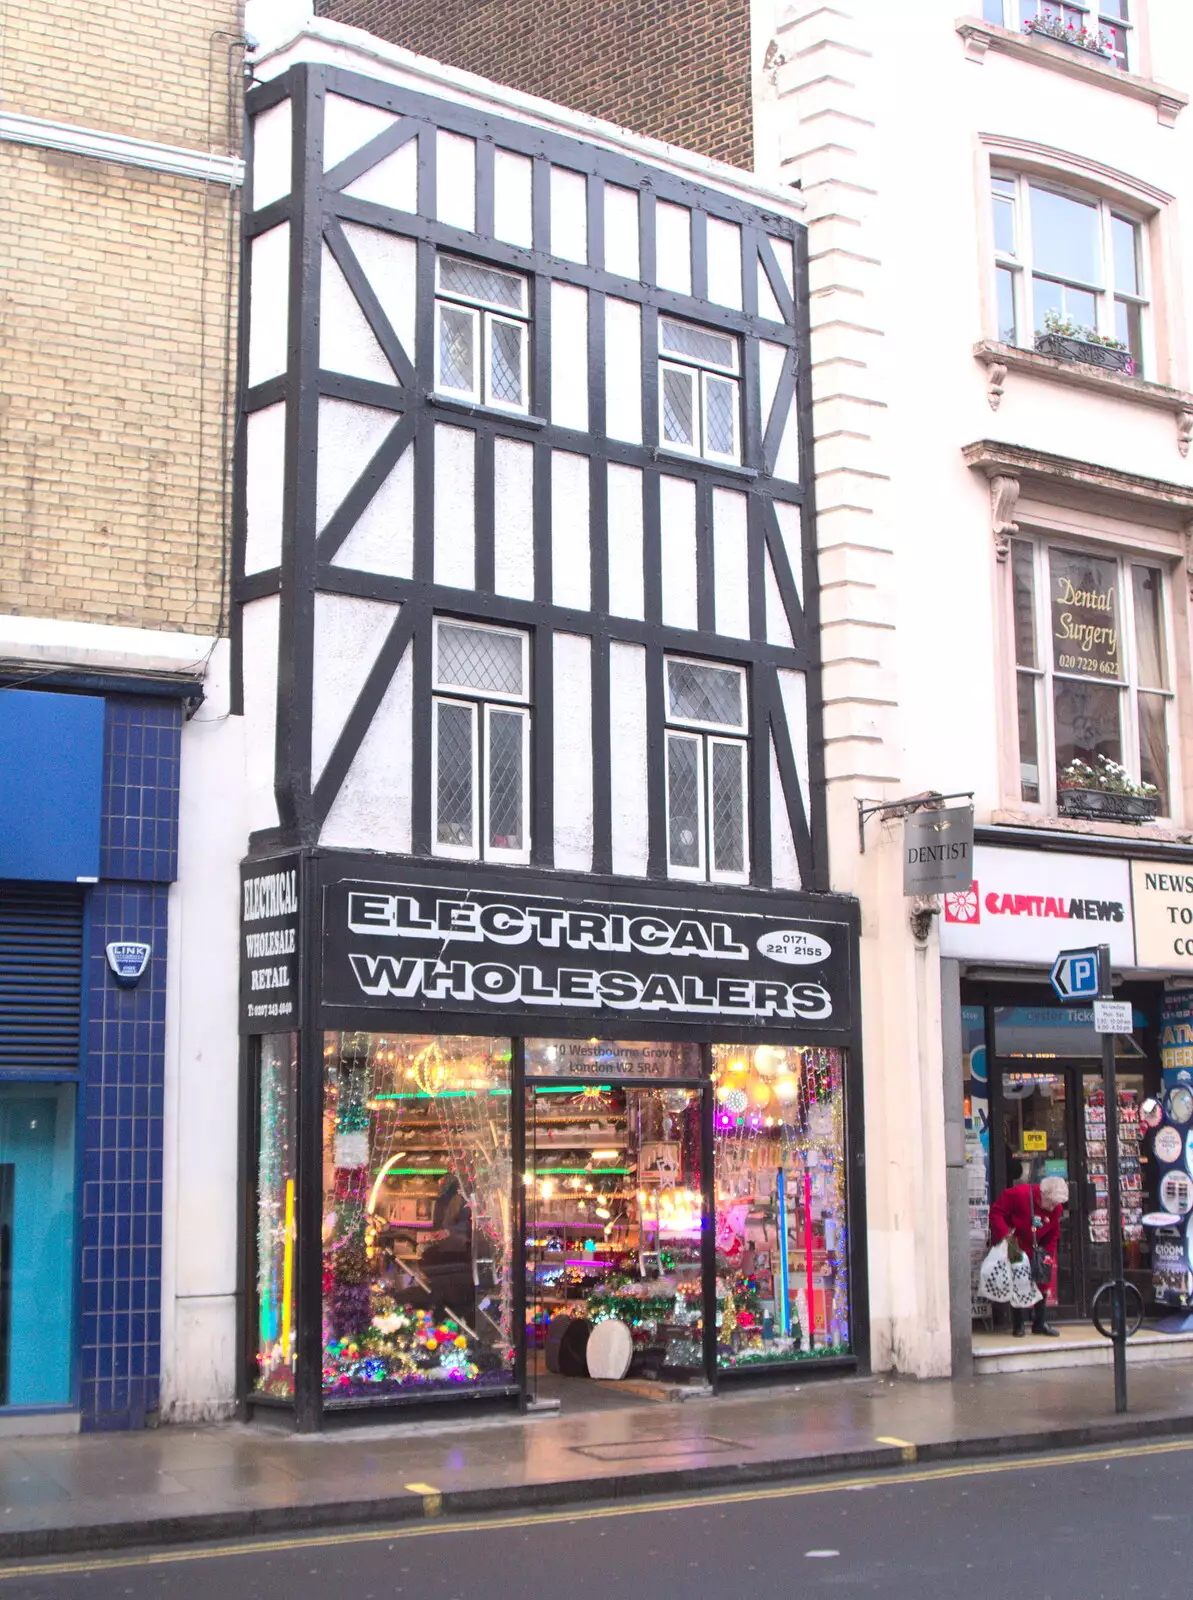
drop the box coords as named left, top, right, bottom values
left=997, top=1070, right=1080, bottom=1318
left=524, top=1079, right=707, bottom=1406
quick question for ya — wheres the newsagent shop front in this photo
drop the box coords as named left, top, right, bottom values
left=943, top=843, right=1193, bottom=1331
left=239, top=853, right=865, bottom=1428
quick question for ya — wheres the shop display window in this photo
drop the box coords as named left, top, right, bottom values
left=322, top=1033, right=514, bottom=1399
left=525, top=1063, right=705, bottom=1388
left=713, top=1044, right=849, bottom=1366
left=0, top=1082, right=76, bottom=1407
left=255, top=1033, right=298, bottom=1397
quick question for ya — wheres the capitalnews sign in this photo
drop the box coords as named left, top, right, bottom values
left=321, top=875, right=853, bottom=1032
left=939, top=846, right=1135, bottom=965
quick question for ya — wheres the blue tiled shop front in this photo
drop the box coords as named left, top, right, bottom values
left=0, top=690, right=182, bottom=1431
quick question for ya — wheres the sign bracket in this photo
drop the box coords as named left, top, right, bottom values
left=857, top=790, right=974, bottom=855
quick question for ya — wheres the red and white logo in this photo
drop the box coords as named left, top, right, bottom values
left=944, top=883, right=980, bottom=924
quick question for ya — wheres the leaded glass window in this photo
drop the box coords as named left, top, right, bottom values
left=433, top=619, right=530, bottom=860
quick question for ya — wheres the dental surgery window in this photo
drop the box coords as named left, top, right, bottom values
left=991, top=172, right=1148, bottom=372
left=433, top=618, right=530, bottom=864
left=434, top=254, right=530, bottom=413
left=664, top=656, right=749, bottom=883
left=1011, top=538, right=1173, bottom=815
left=982, top=0, right=1133, bottom=71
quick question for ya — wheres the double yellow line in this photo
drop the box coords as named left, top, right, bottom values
left=2, top=1435, right=1188, bottom=1583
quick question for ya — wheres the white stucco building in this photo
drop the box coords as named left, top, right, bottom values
left=756, top=0, right=1193, bottom=1376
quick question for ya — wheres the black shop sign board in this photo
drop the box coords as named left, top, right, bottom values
left=240, top=855, right=301, bottom=1034
left=319, top=865, right=854, bottom=1037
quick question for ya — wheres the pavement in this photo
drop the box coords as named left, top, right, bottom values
left=5, top=1357, right=1193, bottom=1561
left=1, top=1430, right=1188, bottom=1599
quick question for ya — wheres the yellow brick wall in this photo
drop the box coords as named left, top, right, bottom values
left=0, top=142, right=237, bottom=634
left=0, top=0, right=244, bottom=152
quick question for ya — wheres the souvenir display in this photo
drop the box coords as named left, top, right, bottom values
left=1160, top=1169, right=1193, bottom=1216
left=1154, top=1126, right=1184, bottom=1165
left=1085, top=1085, right=1143, bottom=1245
left=1168, top=1085, right=1193, bottom=1125
left=1140, top=1098, right=1164, bottom=1130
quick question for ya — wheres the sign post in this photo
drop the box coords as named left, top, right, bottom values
left=1050, top=944, right=1128, bottom=1412
left=1095, top=944, right=1129, bottom=1415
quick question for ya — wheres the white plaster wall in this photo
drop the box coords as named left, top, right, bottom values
left=769, top=742, right=801, bottom=890
left=606, top=463, right=645, bottom=619
left=550, top=165, right=588, bottom=263
left=609, top=640, right=649, bottom=877
left=320, top=647, right=413, bottom=852
left=553, top=631, right=594, bottom=870
left=248, top=223, right=289, bottom=386
left=707, top=216, right=743, bottom=310
left=764, top=550, right=793, bottom=648
left=604, top=184, right=640, bottom=279
left=160, top=640, right=244, bottom=1421
left=343, top=138, right=418, bottom=211
left=251, top=98, right=291, bottom=209
left=323, top=93, right=397, bottom=171
left=320, top=242, right=395, bottom=384
left=551, top=450, right=590, bottom=610
left=310, top=593, right=398, bottom=783
left=433, top=423, right=476, bottom=588
left=437, top=130, right=476, bottom=232
left=712, top=487, right=750, bottom=639
left=604, top=297, right=643, bottom=445
left=659, top=474, right=697, bottom=629
left=493, top=436, right=535, bottom=599
left=244, top=403, right=286, bottom=575
left=316, top=399, right=395, bottom=531
left=550, top=282, right=589, bottom=431
left=330, top=443, right=414, bottom=578
left=494, top=148, right=533, bottom=247
left=655, top=200, right=692, bottom=295
left=342, top=223, right=417, bottom=363
left=242, top=596, right=280, bottom=834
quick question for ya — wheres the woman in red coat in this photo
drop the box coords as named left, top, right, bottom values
left=989, top=1176, right=1068, bottom=1337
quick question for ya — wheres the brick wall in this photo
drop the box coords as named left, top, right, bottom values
left=314, top=0, right=754, bottom=170
left=0, top=0, right=243, bottom=152
left=0, top=143, right=235, bottom=635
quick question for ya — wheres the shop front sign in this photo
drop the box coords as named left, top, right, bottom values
left=940, top=846, right=1134, bottom=965
left=321, top=874, right=853, bottom=1031
left=240, top=856, right=301, bottom=1033
left=1130, top=864, right=1193, bottom=969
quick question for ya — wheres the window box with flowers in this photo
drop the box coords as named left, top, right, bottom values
left=1034, top=311, right=1135, bottom=375
left=1022, top=14, right=1114, bottom=57
left=1057, top=756, right=1159, bottom=822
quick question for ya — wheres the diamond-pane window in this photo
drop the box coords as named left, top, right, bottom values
left=664, top=658, right=749, bottom=883
left=705, top=376, right=737, bottom=459
left=667, top=735, right=702, bottom=871
left=487, top=709, right=525, bottom=849
left=435, top=701, right=475, bottom=849
left=435, top=253, right=530, bottom=413
left=660, top=318, right=738, bottom=372
left=433, top=618, right=531, bottom=863
left=661, top=366, right=696, bottom=449
left=437, top=622, right=525, bottom=697
left=437, top=305, right=476, bottom=396
left=710, top=741, right=745, bottom=874
left=489, top=319, right=525, bottom=408
left=438, top=254, right=526, bottom=312
left=667, top=658, right=745, bottom=730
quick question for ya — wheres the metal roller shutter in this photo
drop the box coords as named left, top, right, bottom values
left=0, top=885, right=84, bottom=1073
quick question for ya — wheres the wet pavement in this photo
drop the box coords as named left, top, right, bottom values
left=3, top=1357, right=1193, bottom=1558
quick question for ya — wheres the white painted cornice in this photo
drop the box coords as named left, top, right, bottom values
left=0, top=111, right=244, bottom=185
